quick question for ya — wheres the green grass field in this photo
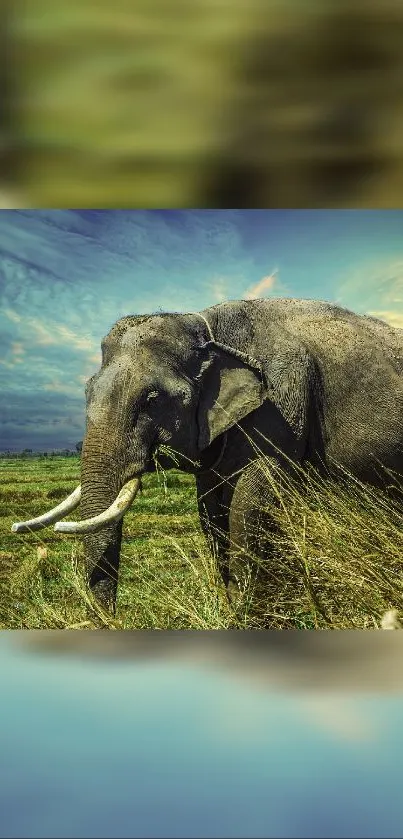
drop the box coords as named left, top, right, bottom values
left=0, top=456, right=233, bottom=629
left=1, top=455, right=403, bottom=629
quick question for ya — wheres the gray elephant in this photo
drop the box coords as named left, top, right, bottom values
left=12, top=298, right=403, bottom=615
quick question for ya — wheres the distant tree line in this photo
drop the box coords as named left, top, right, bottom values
left=0, top=442, right=83, bottom=458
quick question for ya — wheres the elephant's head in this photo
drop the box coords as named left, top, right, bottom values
left=12, top=311, right=269, bottom=608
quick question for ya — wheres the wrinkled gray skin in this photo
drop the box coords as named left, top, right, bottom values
left=81, top=298, right=403, bottom=613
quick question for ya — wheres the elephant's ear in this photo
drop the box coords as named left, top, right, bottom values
left=262, top=337, right=320, bottom=442
left=196, top=343, right=266, bottom=449
left=196, top=335, right=321, bottom=451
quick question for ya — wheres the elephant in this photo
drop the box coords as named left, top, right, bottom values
left=12, top=297, right=403, bottom=617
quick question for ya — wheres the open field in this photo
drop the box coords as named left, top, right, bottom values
left=2, top=455, right=403, bottom=629
left=0, top=457, right=403, bottom=629
left=0, top=456, right=233, bottom=629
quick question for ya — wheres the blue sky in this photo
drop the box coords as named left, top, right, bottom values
left=1, top=209, right=403, bottom=450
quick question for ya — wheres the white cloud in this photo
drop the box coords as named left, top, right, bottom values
left=26, top=318, right=56, bottom=346
left=42, top=379, right=83, bottom=397
left=206, top=277, right=230, bottom=303
left=243, top=270, right=278, bottom=300
left=337, top=258, right=403, bottom=324
left=2, top=310, right=98, bottom=357
left=3, top=308, right=22, bottom=323
left=24, top=317, right=96, bottom=352
left=11, top=342, right=25, bottom=356
left=368, top=310, right=403, bottom=329
left=56, top=324, right=94, bottom=351
left=0, top=359, right=17, bottom=369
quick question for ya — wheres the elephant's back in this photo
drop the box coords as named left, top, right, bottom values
left=246, top=297, right=403, bottom=368
left=206, top=296, right=393, bottom=331
left=247, top=296, right=398, bottom=333
left=204, top=297, right=403, bottom=375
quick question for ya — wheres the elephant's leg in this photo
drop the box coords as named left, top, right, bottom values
left=228, top=456, right=292, bottom=616
left=83, top=522, right=123, bottom=615
left=196, top=471, right=232, bottom=589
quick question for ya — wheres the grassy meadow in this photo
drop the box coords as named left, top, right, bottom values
left=1, top=454, right=403, bottom=630
left=0, top=456, right=232, bottom=630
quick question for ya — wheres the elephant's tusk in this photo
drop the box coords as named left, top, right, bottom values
left=11, top=485, right=82, bottom=533
left=54, top=478, right=141, bottom=534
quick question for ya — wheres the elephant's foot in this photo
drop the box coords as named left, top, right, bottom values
left=90, top=578, right=117, bottom=616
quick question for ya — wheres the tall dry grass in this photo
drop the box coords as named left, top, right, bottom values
left=220, top=451, right=403, bottom=629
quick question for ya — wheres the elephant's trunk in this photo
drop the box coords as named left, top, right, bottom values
left=73, top=427, right=144, bottom=610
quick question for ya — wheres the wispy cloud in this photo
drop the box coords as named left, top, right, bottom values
left=3, top=308, right=22, bottom=324
left=243, top=270, right=278, bottom=300
left=0, top=360, right=18, bottom=370
left=3, top=309, right=98, bottom=370
left=337, top=258, right=403, bottom=323
left=21, top=316, right=97, bottom=352
left=11, top=342, right=25, bottom=357
left=205, top=276, right=232, bottom=303
left=26, top=318, right=56, bottom=346
left=368, top=310, right=403, bottom=329
left=43, top=379, right=83, bottom=397
left=0, top=341, right=26, bottom=368
left=55, top=324, right=94, bottom=351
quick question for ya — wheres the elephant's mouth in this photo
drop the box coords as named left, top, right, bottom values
left=11, top=478, right=142, bottom=536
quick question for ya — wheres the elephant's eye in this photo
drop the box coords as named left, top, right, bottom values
left=146, top=390, right=159, bottom=402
